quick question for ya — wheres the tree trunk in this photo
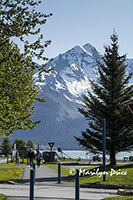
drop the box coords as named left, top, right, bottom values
left=110, top=149, right=116, bottom=165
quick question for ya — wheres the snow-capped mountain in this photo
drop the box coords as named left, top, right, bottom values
left=35, top=43, right=101, bottom=104
left=126, top=59, right=133, bottom=75
left=12, top=44, right=133, bottom=150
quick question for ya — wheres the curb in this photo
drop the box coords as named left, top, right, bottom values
left=80, top=184, right=133, bottom=190
left=0, top=180, right=16, bottom=184
left=117, top=189, right=133, bottom=196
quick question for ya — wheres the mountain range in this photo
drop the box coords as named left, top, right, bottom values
left=11, top=43, right=133, bottom=150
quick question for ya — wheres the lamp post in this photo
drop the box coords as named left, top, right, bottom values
left=103, top=119, right=106, bottom=182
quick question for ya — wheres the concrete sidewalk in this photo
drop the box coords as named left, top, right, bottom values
left=21, top=165, right=71, bottom=185
left=0, top=184, right=118, bottom=200
left=0, top=165, right=118, bottom=200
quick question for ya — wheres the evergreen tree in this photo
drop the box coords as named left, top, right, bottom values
left=1, top=138, right=12, bottom=157
left=0, top=37, right=45, bottom=137
left=75, top=32, right=133, bottom=165
left=26, top=140, right=35, bottom=150
left=13, top=139, right=26, bottom=152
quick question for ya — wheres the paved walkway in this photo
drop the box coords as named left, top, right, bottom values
left=21, top=165, right=65, bottom=185
left=0, top=165, right=119, bottom=200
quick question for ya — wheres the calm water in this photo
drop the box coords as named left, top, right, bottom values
left=60, top=150, right=133, bottom=160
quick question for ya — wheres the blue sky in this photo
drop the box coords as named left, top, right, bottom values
left=19, top=0, right=133, bottom=64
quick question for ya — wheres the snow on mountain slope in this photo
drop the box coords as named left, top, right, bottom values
left=35, top=43, right=132, bottom=102
left=12, top=43, right=132, bottom=150
left=126, top=59, right=133, bottom=84
left=35, top=43, right=101, bottom=104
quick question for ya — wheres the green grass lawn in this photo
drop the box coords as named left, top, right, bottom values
left=104, top=196, right=133, bottom=200
left=0, top=163, right=25, bottom=182
left=79, top=164, right=133, bottom=186
left=0, top=194, right=8, bottom=200
left=47, top=163, right=133, bottom=186
left=46, top=164, right=70, bottom=176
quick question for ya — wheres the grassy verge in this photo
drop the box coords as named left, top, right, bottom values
left=0, top=163, right=25, bottom=182
left=46, top=164, right=70, bottom=176
left=46, top=163, right=133, bottom=186
left=104, top=196, right=133, bottom=200
left=0, top=194, right=8, bottom=200
left=79, top=164, right=133, bottom=186
left=46, top=163, right=100, bottom=182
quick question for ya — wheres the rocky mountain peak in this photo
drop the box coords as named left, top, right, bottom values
left=13, top=43, right=133, bottom=150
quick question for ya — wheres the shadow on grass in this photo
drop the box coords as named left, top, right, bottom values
left=19, top=176, right=70, bottom=184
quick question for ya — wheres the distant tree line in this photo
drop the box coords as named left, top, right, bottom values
left=0, top=138, right=35, bottom=158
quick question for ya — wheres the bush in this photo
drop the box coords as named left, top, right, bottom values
left=0, top=194, right=8, bottom=200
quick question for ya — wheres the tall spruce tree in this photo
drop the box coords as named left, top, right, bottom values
left=75, top=32, right=133, bottom=165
